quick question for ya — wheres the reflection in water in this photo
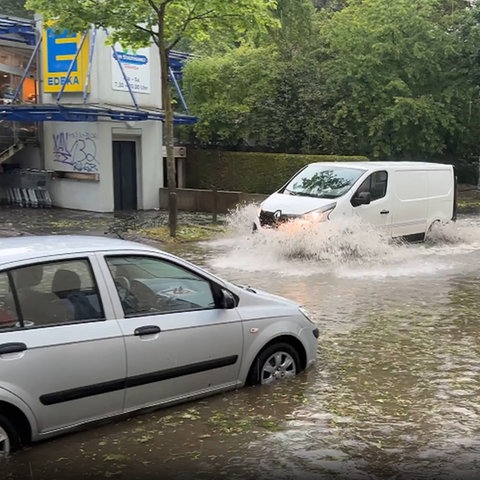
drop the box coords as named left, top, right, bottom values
left=4, top=213, right=480, bottom=479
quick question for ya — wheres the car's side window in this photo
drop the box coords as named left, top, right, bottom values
left=10, top=259, right=104, bottom=327
left=106, top=255, right=216, bottom=317
left=354, top=171, right=388, bottom=202
left=0, top=271, right=19, bottom=330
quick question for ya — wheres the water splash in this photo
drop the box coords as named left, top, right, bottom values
left=424, top=220, right=466, bottom=246
left=211, top=205, right=480, bottom=277
left=272, top=216, right=395, bottom=263
left=224, top=202, right=259, bottom=236
left=223, top=205, right=400, bottom=263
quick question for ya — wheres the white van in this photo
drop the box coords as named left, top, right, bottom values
left=254, top=161, right=457, bottom=240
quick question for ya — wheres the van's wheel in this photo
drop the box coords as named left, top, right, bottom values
left=247, top=342, right=300, bottom=386
left=425, top=220, right=441, bottom=241
left=0, top=414, right=21, bottom=456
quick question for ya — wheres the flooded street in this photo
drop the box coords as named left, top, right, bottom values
left=3, top=212, right=480, bottom=480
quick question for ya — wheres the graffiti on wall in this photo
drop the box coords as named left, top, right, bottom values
left=52, top=131, right=98, bottom=172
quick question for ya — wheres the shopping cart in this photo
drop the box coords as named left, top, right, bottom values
left=2, top=169, right=53, bottom=207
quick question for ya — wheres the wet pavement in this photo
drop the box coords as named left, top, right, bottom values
left=0, top=205, right=225, bottom=239
left=2, top=206, right=480, bottom=480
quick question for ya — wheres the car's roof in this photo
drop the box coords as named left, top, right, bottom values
left=0, top=235, right=160, bottom=264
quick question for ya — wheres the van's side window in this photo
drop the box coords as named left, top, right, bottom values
left=355, top=171, right=388, bottom=202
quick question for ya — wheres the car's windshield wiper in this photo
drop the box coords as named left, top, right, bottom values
left=296, top=192, right=324, bottom=198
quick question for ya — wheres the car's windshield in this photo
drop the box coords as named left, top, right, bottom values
left=283, top=165, right=366, bottom=199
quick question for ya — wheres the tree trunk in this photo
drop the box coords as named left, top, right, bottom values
left=158, top=38, right=177, bottom=236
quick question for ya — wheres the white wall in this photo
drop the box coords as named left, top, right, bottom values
left=44, top=121, right=163, bottom=212
left=43, top=121, right=110, bottom=211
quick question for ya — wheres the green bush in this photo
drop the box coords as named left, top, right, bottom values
left=185, top=149, right=369, bottom=194
left=454, top=158, right=478, bottom=185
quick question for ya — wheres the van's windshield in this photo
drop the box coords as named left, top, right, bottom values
left=282, top=165, right=366, bottom=199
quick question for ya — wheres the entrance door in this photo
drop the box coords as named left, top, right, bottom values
left=113, top=141, right=137, bottom=210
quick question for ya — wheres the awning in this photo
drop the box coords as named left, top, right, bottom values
left=0, top=103, right=197, bottom=123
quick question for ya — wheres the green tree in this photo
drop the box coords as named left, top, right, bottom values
left=26, top=0, right=277, bottom=235
left=184, top=0, right=323, bottom=152
left=183, top=45, right=280, bottom=146
left=317, top=0, right=474, bottom=160
left=2, top=0, right=33, bottom=18
left=443, top=3, right=480, bottom=164
left=313, top=0, right=346, bottom=11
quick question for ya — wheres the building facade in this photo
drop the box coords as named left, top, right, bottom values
left=41, top=28, right=164, bottom=211
left=1, top=17, right=192, bottom=212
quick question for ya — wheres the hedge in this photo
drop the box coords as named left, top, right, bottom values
left=185, top=149, right=369, bottom=194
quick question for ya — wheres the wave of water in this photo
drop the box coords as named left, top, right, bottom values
left=207, top=205, right=480, bottom=278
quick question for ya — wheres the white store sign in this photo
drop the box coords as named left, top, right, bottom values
left=111, top=43, right=151, bottom=94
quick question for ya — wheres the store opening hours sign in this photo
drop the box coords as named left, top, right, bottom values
left=111, top=44, right=151, bottom=94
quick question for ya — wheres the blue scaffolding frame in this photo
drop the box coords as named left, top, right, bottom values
left=0, top=15, right=36, bottom=45
left=0, top=103, right=196, bottom=123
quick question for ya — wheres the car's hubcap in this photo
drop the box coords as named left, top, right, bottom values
left=0, top=426, right=10, bottom=456
left=261, top=351, right=296, bottom=385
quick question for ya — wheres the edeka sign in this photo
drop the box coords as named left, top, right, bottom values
left=42, top=28, right=90, bottom=93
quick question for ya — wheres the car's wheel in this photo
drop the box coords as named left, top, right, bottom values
left=247, top=342, right=301, bottom=386
left=0, top=413, right=21, bottom=456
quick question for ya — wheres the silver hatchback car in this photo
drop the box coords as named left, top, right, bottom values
left=0, top=235, right=318, bottom=455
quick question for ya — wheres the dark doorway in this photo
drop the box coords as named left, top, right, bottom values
left=113, top=140, right=137, bottom=210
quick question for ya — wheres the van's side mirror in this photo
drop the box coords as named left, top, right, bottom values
left=352, top=191, right=371, bottom=206
left=220, top=289, right=236, bottom=309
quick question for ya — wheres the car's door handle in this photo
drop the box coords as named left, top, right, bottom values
left=380, top=210, right=390, bottom=214
left=0, top=342, right=27, bottom=354
left=134, top=325, right=161, bottom=336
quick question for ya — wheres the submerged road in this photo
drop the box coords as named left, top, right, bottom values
left=2, top=210, right=480, bottom=480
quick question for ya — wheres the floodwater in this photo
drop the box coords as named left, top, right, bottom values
left=3, top=210, right=480, bottom=480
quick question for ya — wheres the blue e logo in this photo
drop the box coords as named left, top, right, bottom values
left=46, top=28, right=78, bottom=73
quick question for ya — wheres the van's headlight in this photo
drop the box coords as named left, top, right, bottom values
left=299, top=306, right=316, bottom=324
left=302, top=203, right=336, bottom=223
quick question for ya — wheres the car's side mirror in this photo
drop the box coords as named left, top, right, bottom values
left=220, top=289, right=236, bottom=309
left=352, top=191, right=371, bottom=206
